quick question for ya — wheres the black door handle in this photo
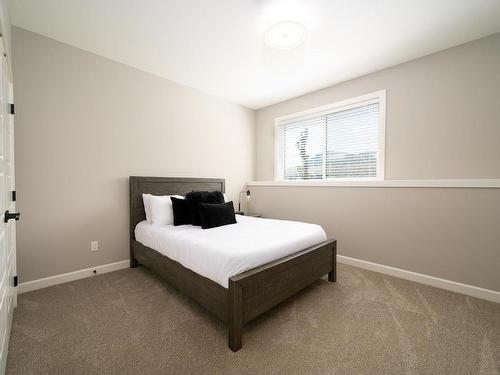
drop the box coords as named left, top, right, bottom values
left=4, top=210, right=20, bottom=223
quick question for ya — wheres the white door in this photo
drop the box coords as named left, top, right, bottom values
left=0, top=38, right=17, bottom=374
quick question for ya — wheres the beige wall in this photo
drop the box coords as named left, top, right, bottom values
left=256, top=33, right=500, bottom=181
left=13, top=27, right=255, bottom=283
left=252, top=33, right=500, bottom=292
left=12, top=26, right=500, bottom=292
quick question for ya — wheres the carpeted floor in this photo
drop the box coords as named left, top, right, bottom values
left=6, top=263, right=500, bottom=375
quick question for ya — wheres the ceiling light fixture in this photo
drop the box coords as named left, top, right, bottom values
left=264, top=21, right=306, bottom=50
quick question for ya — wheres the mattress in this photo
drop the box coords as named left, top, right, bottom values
left=134, top=215, right=327, bottom=288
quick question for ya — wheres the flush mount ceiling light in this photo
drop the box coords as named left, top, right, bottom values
left=264, top=21, right=306, bottom=50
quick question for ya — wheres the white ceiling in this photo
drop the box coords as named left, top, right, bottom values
left=7, top=0, right=500, bottom=109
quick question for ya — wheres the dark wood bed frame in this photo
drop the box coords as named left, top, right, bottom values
left=130, top=176, right=337, bottom=351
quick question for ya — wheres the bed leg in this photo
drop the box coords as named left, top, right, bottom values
left=130, top=257, right=138, bottom=268
left=328, top=240, right=337, bottom=283
left=228, top=279, right=243, bottom=352
left=328, top=270, right=336, bottom=282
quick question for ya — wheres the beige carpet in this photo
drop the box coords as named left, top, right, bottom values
left=6, top=263, right=500, bottom=375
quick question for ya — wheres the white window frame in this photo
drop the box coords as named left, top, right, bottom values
left=274, top=90, right=386, bottom=182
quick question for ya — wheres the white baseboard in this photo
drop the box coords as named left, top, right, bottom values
left=17, top=256, right=500, bottom=303
left=337, top=255, right=500, bottom=304
left=18, top=260, right=130, bottom=294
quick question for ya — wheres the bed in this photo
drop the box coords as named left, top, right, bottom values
left=130, top=176, right=337, bottom=351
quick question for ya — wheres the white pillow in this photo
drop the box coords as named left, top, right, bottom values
left=149, top=194, right=184, bottom=225
left=142, top=193, right=153, bottom=223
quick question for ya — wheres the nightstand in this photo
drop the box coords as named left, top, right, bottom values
left=246, top=213, right=262, bottom=218
left=236, top=212, right=262, bottom=218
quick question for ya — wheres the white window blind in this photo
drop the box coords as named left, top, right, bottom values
left=276, top=92, right=385, bottom=181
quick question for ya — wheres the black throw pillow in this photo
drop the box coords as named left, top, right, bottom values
left=185, top=191, right=225, bottom=226
left=199, top=201, right=237, bottom=229
left=171, top=197, right=192, bottom=226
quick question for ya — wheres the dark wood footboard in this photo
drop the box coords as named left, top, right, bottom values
left=228, top=239, right=336, bottom=351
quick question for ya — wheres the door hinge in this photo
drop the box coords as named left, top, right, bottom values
left=10, top=103, right=14, bottom=115
left=13, top=276, right=18, bottom=287
left=12, top=190, right=16, bottom=202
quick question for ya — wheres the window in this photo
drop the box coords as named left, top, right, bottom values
left=275, top=91, right=385, bottom=181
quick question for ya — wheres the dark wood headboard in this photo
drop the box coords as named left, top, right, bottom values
left=129, top=176, right=225, bottom=243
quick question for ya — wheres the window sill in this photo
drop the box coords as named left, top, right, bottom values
left=247, top=179, right=500, bottom=189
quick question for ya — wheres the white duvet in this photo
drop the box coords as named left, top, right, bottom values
left=135, top=215, right=327, bottom=288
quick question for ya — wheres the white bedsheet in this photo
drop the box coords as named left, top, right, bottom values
left=135, top=215, right=327, bottom=288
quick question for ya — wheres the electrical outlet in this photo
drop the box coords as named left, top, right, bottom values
left=91, top=241, right=99, bottom=252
